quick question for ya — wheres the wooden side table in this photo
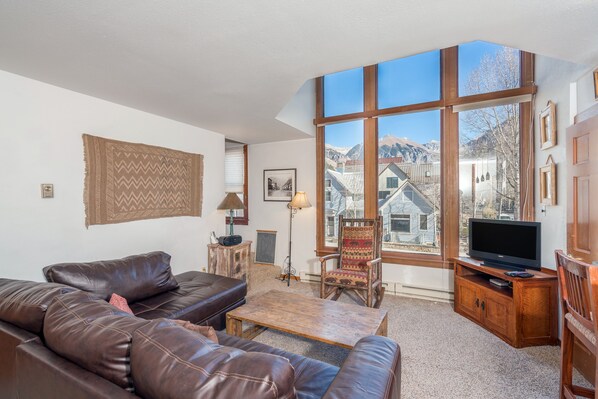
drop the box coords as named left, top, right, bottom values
left=207, top=241, right=252, bottom=282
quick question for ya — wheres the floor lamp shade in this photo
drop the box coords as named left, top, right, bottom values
left=289, top=191, right=311, bottom=209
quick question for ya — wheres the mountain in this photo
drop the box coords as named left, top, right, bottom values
left=325, top=135, right=442, bottom=166
left=378, top=135, right=438, bottom=163
left=459, top=132, right=495, bottom=158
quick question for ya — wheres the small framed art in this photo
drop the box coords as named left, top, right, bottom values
left=540, top=101, right=556, bottom=150
left=263, top=168, right=296, bottom=202
left=539, top=155, right=556, bottom=206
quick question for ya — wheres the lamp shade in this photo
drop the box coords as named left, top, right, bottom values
left=289, top=191, right=311, bottom=209
left=217, top=192, right=245, bottom=210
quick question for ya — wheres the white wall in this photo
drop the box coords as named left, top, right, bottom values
left=0, top=70, right=226, bottom=281
left=534, top=56, right=588, bottom=269
left=576, top=66, right=598, bottom=116
left=275, top=79, right=316, bottom=137
left=235, top=139, right=317, bottom=274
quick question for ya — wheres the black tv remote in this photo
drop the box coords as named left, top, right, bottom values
left=504, top=271, right=534, bottom=278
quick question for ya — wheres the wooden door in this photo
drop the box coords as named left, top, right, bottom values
left=455, top=277, right=481, bottom=322
left=481, top=291, right=513, bottom=341
left=566, top=105, right=598, bottom=382
left=567, top=110, right=598, bottom=262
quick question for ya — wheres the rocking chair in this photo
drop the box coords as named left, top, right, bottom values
left=320, top=215, right=384, bottom=308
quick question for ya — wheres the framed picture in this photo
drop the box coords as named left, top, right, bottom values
left=540, top=101, right=556, bottom=150
left=539, top=155, right=556, bottom=206
left=594, top=69, right=598, bottom=100
left=263, top=168, right=296, bottom=202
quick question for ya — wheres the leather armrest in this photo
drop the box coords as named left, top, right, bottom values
left=323, top=335, right=401, bottom=399
left=15, top=341, right=139, bottom=399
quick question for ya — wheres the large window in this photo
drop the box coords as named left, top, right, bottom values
left=378, top=110, right=441, bottom=254
left=224, top=143, right=248, bottom=225
left=324, top=120, right=365, bottom=246
left=378, top=50, right=440, bottom=108
left=316, top=41, right=535, bottom=268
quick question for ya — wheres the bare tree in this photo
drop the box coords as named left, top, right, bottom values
left=460, top=47, right=521, bottom=217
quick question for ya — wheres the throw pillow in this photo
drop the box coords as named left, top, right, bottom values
left=174, top=319, right=219, bottom=344
left=109, top=293, right=133, bottom=315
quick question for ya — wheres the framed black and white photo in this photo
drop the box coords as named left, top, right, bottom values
left=263, top=168, right=296, bottom=202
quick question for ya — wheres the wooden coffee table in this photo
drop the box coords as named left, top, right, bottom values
left=226, top=290, right=388, bottom=349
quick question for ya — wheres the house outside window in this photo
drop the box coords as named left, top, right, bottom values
left=325, top=191, right=331, bottom=202
left=391, top=214, right=410, bottom=232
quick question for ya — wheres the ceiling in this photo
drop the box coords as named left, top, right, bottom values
left=1, top=1, right=597, bottom=144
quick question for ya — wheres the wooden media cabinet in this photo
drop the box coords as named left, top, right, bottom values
left=452, top=257, right=558, bottom=348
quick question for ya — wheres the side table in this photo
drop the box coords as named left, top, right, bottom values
left=207, top=241, right=252, bottom=282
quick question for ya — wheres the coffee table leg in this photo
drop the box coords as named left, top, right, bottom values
left=226, top=314, right=243, bottom=337
left=376, top=314, right=388, bottom=337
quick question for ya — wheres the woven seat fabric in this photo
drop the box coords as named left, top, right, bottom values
left=323, top=269, right=368, bottom=287
left=565, top=312, right=597, bottom=346
left=341, top=226, right=376, bottom=276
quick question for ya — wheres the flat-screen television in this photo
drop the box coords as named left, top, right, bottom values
left=469, top=218, right=541, bottom=271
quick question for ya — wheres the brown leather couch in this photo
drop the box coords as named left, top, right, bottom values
left=43, top=251, right=247, bottom=330
left=0, top=278, right=401, bottom=398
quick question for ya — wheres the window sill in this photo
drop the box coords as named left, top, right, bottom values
left=316, top=247, right=451, bottom=269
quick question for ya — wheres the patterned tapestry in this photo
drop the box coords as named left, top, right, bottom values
left=83, top=134, right=203, bottom=227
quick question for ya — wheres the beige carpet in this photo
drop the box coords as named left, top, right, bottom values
left=246, top=263, right=588, bottom=399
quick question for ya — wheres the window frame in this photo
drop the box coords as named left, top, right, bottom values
left=391, top=214, right=411, bottom=233
left=420, top=214, right=428, bottom=231
left=315, top=48, right=535, bottom=269
left=226, top=144, right=249, bottom=226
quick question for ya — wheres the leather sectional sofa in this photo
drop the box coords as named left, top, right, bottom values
left=0, top=252, right=401, bottom=398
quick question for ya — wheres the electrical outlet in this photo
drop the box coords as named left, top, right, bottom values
left=540, top=204, right=547, bottom=215
left=41, top=184, right=54, bottom=198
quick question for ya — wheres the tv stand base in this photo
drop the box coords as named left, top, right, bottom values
left=452, top=256, right=558, bottom=348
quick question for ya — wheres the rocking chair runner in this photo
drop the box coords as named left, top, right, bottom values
left=320, top=215, right=384, bottom=308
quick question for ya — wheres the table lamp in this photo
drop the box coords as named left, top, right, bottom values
left=217, top=193, right=245, bottom=236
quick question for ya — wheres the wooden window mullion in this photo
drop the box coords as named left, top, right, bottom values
left=364, top=65, right=378, bottom=219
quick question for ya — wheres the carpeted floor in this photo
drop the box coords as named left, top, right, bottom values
left=246, top=263, right=588, bottom=399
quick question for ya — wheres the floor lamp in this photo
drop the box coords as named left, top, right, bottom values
left=284, top=191, right=311, bottom=286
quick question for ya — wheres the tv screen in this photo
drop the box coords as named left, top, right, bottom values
left=469, top=218, right=541, bottom=271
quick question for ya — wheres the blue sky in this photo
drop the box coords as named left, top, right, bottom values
left=324, top=41, right=509, bottom=148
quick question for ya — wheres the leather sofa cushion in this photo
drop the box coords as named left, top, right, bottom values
left=131, top=319, right=297, bottom=399
left=44, top=291, right=150, bottom=392
left=0, top=278, right=76, bottom=334
left=43, top=251, right=179, bottom=302
left=217, top=331, right=339, bottom=399
left=130, top=271, right=246, bottom=324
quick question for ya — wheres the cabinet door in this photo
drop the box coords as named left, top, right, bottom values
left=230, top=245, right=249, bottom=282
left=482, top=291, right=513, bottom=340
left=455, top=277, right=481, bottom=321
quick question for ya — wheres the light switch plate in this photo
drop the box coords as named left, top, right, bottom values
left=41, top=184, right=54, bottom=198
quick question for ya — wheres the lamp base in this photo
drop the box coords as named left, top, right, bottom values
left=218, top=235, right=242, bottom=246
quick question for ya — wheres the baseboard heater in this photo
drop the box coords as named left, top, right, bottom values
left=300, top=272, right=454, bottom=302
